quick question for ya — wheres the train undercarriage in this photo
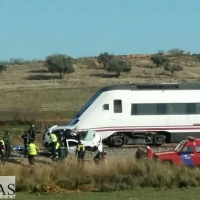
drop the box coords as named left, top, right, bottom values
left=102, top=131, right=171, bottom=147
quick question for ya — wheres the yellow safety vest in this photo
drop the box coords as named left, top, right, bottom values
left=28, top=143, right=37, bottom=155
left=76, top=144, right=85, bottom=152
left=0, top=140, right=4, bottom=146
left=50, top=133, right=57, bottom=143
left=56, top=142, right=60, bottom=150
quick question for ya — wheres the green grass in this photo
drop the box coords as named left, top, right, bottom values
left=15, top=188, right=200, bottom=200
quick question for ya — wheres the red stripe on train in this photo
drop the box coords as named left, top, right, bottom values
left=90, top=126, right=200, bottom=132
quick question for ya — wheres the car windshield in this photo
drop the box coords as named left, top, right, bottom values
left=81, top=130, right=96, bottom=141
left=174, top=140, right=187, bottom=152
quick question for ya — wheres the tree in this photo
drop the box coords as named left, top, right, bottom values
left=97, top=52, right=115, bottom=69
left=158, top=50, right=165, bottom=55
left=105, top=58, right=131, bottom=76
left=45, top=54, right=74, bottom=78
left=164, top=63, right=183, bottom=76
left=150, top=55, right=169, bottom=67
left=0, top=63, right=7, bottom=74
left=192, top=53, right=200, bottom=62
left=168, top=48, right=184, bottom=56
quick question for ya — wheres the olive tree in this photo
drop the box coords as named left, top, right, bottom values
left=45, top=54, right=74, bottom=78
left=164, top=63, right=183, bottom=76
left=0, top=63, right=7, bottom=74
left=150, top=55, right=169, bottom=68
left=105, top=58, right=131, bottom=77
left=168, top=48, right=184, bottom=56
left=97, top=52, right=115, bottom=69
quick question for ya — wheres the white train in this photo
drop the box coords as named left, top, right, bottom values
left=67, top=83, right=200, bottom=147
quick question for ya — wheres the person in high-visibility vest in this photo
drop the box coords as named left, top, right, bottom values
left=48, top=132, right=58, bottom=158
left=0, top=139, right=5, bottom=164
left=27, top=139, right=37, bottom=165
left=75, top=140, right=86, bottom=164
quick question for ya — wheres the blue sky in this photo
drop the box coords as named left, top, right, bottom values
left=0, top=0, right=200, bottom=60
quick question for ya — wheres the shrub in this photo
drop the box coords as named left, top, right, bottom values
left=45, top=54, right=74, bottom=79
left=150, top=55, right=169, bottom=67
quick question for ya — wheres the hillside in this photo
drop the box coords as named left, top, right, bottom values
left=0, top=54, right=200, bottom=122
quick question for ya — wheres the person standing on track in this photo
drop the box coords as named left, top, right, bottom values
left=21, top=131, right=31, bottom=158
left=28, top=124, right=36, bottom=141
left=0, top=138, right=5, bottom=165
left=3, top=130, right=11, bottom=158
left=48, top=132, right=58, bottom=158
left=27, top=139, right=37, bottom=165
left=75, top=140, right=86, bottom=164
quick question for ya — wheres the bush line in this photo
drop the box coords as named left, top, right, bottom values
left=2, top=157, right=200, bottom=193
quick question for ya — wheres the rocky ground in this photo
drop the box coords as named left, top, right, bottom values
left=8, top=145, right=175, bottom=166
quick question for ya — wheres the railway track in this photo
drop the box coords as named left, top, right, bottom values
left=103, top=143, right=177, bottom=150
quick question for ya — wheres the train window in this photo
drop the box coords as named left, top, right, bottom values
left=131, top=104, right=137, bottom=115
left=103, top=104, right=109, bottom=110
left=114, top=100, right=122, bottom=113
left=134, top=104, right=157, bottom=115
left=186, top=103, right=196, bottom=114
left=167, top=103, right=186, bottom=115
left=196, top=103, right=200, bottom=114
left=157, top=104, right=167, bottom=114
left=196, top=146, right=200, bottom=153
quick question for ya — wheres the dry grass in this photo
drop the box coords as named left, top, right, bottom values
left=0, top=54, right=200, bottom=121
left=2, top=157, right=200, bottom=193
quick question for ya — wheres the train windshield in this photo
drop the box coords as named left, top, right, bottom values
left=67, top=89, right=102, bottom=126
left=174, top=140, right=187, bottom=153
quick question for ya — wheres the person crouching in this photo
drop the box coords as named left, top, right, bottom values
left=93, top=150, right=107, bottom=165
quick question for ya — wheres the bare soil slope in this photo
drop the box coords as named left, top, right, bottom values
left=0, top=54, right=200, bottom=121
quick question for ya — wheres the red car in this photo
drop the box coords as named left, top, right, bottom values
left=153, top=137, right=200, bottom=166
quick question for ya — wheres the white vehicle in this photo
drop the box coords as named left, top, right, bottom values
left=42, top=125, right=103, bottom=152
left=66, top=83, right=200, bottom=147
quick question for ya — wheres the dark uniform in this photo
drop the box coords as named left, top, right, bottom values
left=21, top=131, right=30, bottom=157
left=0, top=139, right=5, bottom=164
left=3, top=131, right=11, bottom=158
left=135, top=147, right=146, bottom=160
left=75, top=141, right=85, bottom=164
left=27, top=139, right=37, bottom=165
left=93, top=150, right=107, bottom=165
left=58, top=141, right=68, bottom=160
left=28, top=125, right=36, bottom=141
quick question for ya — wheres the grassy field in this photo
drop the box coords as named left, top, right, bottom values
left=2, top=157, right=200, bottom=193
left=15, top=188, right=200, bottom=200
left=0, top=54, right=200, bottom=121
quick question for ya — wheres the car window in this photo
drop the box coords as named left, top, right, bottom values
left=174, top=140, right=187, bottom=152
left=182, top=145, right=194, bottom=154
left=52, top=130, right=62, bottom=135
left=196, top=146, right=200, bottom=153
left=82, top=130, right=95, bottom=141
left=68, top=141, right=77, bottom=147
